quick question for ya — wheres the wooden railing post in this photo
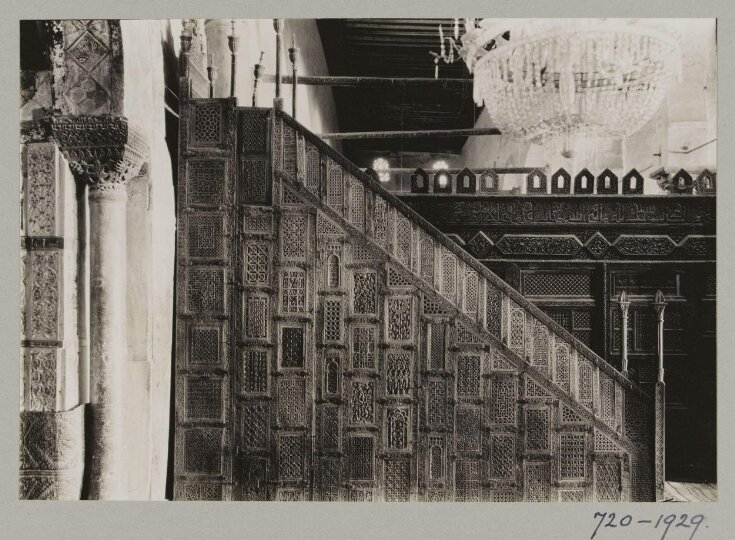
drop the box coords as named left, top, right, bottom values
left=652, top=289, right=667, bottom=500
left=227, top=20, right=239, bottom=98
left=273, top=19, right=284, bottom=110
left=619, top=291, right=631, bottom=377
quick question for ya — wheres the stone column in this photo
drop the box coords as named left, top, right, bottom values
left=53, top=115, right=148, bottom=499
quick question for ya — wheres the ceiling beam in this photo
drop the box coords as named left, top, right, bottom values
left=261, top=74, right=472, bottom=88
left=319, top=127, right=501, bottom=140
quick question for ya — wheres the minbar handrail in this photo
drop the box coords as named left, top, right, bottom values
left=275, top=108, right=650, bottom=401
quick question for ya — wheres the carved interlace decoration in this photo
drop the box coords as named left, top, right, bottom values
left=52, top=115, right=148, bottom=191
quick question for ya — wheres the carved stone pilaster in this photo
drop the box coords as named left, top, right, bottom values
left=52, top=115, right=148, bottom=191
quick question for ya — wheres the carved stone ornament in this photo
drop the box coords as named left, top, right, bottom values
left=52, top=115, right=148, bottom=191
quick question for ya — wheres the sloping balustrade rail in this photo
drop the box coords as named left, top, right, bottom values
left=273, top=108, right=662, bottom=501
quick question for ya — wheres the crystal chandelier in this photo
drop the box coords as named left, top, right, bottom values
left=456, top=19, right=682, bottom=143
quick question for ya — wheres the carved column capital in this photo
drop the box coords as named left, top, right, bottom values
left=51, top=115, right=148, bottom=192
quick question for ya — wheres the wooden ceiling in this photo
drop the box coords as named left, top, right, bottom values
left=317, top=18, right=481, bottom=168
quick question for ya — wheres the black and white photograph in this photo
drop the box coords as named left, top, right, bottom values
left=11, top=10, right=729, bottom=535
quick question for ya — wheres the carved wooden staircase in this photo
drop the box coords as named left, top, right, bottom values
left=174, top=97, right=663, bottom=502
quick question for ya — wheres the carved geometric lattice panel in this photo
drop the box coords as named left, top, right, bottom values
left=491, top=490, right=516, bottom=502
left=531, top=321, right=549, bottom=373
left=281, top=327, right=304, bottom=368
left=189, top=325, right=221, bottom=367
left=351, top=326, right=376, bottom=369
left=349, top=489, right=373, bottom=502
left=578, top=360, right=594, bottom=410
left=281, top=214, right=307, bottom=260
left=429, top=436, right=444, bottom=479
left=489, top=434, right=515, bottom=480
left=523, top=272, right=592, bottom=297
left=524, top=462, right=551, bottom=502
left=594, top=462, right=621, bottom=502
left=555, top=343, right=571, bottom=394
left=327, top=162, right=343, bottom=212
left=245, top=296, right=269, bottom=339
left=486, top=285, right=502, bottom=338
left=322, top=406, right=340, bottom=451
left=525, top=376, right=550, bottom=398
left=241, top=158, right=269, bottom=205
left=349, top=435, right=374, bottom=480
left=387, top=266, right=412, bottom=288
left=281, top=269, right=306, bottom=314
left=320, top=456, right=341, bottom=501
left=600, top=375, right=616, bottom=425
left=278, top=378, right=306, bottom=427
left=560, top=489, right=585, bottom=502
left=422, top=295, right=446, bottom=316
left=187, top=267, right=224, bottom=313
left=386, top=296, right=412, bottom=342
left=188, top=160, right=225, bottom=206
left=559, top=433, right=586, bottom=480
left=183, top=428, right=223, bottom=475
left=455, top=407, right=481, bottom=452
left=350, top=241, right=376, bottom=263
left=278, top=434, right=305, bottom=481
left=351, top=381, right=375, bottom=424
left=457, top=356, right=481, bottom=397
left=386, top=352, right=411, bottom=396
left=395, top=214, right=412, bottom=267
left=187, top=214, right=224, bottom=259
left=490, top=376, right=517, bottom=425
left=180, top=483, right=224, bottom=501
left=373, top=197, right=388, bottom=249
left=305, top=146, right=320, bottom=194
left=509, top=305, right=525, bottom=356
left=185, top=377, right=223, bottom=421
left=465, top=269, right=479, bottom=316
left=324, top=356, right=340, bottom=396
left=283, top=126, right=297, bottom=178
left=386, top=408, right=409, bottom=450
left=429, top=323, right=445, bottom=370
left=324, top=299, right=342, bottom=342
left=427, top=379, right=446, bottom=427
left=349, top=177, right=365, bottom=231
left=317, top=213, right=342, bottom=237
left=456, top=324, right=482, bottom=344
left=241, top=457, right=268, bottom=501
left=441, top=250, right=456, bottom=301
left=525, top=407, right=550, bottom=451
left=455, top=460, right=480, bottom=502
left=239, top=108, right=268, bottom=153
left=385, top=460, right=411, bottom=501
left=353, top=271, right=377, bottom=314
left=325, top=253, right=341, bottom=289
left=241, top=403, right=268, bottom=450
left=561, top=404, right=584, bottom=424
left=243, top=207, right=272, bottom=234
left=594, top=430, right=620, bottom=453
left=191, top=102, right=223, bottom=146
left=244, top=242, right=269, bottom=286
left=419, top=233, right=434, bottom=283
